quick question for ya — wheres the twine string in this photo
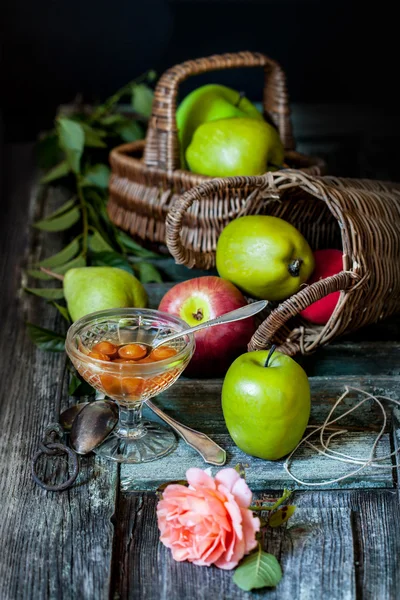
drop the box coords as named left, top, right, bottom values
left=284, top=386, right=400, bottom=486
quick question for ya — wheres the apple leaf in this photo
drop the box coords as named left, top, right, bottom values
left=117, top=230, right=161, bottom=258
left=68, top=373, right=95, bottom=397
left=37, top=237, right=81, bottom=269
left=26, top=323, right=66, bottom=352
left=25, top=287, right=65, bottom=300
left=82, top=164, right=110, bottom=189
left=26, top=269, right=54, bottom=281
left=89, top=229, right=114, bottom=253
left=233, top=546, right=282, bottom=591
left=34, top=207, right=81, bottom=232
left=268, top=505, right=296, bottom=528
left=99, top=114, right=126, bottom=126
left=90, top=251, right=134, bottom=274
left=51, top=254, right=86, bottom=275
left=131, top=83, right=154, bottom=118
left=81, top=123, right=107, bottom=148
left=36, top=133, right=62, bottom=170
left=57, top=117, right=85, bottom=173
left=114, top=119, right=143, bottom=143
left=40, top=160, right=71, bottom=184
left=52, top=302, right=71, bottom=322
left=136, top=262, right=162, bottom=283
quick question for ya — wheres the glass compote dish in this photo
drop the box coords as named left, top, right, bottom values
left=65, top=308, right=195, bottom=463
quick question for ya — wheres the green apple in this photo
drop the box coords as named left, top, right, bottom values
left=176, top=84, right=263, bottom=168
left=186, top=117, right=284, bottom=177
left=216, top=215, right=315, bottom=301
left=64, top=267, right=147, bottom=322
left=222, top=348, right=310, bottom=460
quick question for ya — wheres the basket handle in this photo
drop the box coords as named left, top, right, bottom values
left=166, top=174, right=269, bottom=269
left=248, top=271, right=360, bottom=351
left=143, top=51, right=294, bottom=171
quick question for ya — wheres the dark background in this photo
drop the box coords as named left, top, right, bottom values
left=1, top=0, right=400, bottom=178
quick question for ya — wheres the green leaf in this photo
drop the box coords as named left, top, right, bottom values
left=117, top=230, right=161, bottom=258
left=99, top=114, right=125, bottom=126
left=37, top=237, right=81, bottom=268
left=136, top=262, right=162, bottom=283
left=57, top=117, right=85, bottom=173
left=52, top=302, right=71, bottom=322
left=25, top=287, right=65, bottom=300
left=233, top=547, right=282, bottom=591
left=34, top=207, right=81, bottom=232
left=146, top=69, right=157, bottom=82
left=114, top=119, right=143, bottom=143
left=52, top=254, right=86, bottom=275
left=35, top=197, right=76, bottom=224
left=131, top=83, right=154, bottom=118
left=91, top=251, right=133, bottom=274
left=234, top=463, right=247, bottom=479
left=89, top=229, right=114, bottom=253
left=26, top=269, right=54, bottom=281
left=68, top=374, right=96, bottom=397
left=36, top=133, right=63, bottom=170
left=82, top=123, right=108, bottom=148
left=82, top=164, right=110, bottom=188
left=26, top=323, right=66, bottom=352
left=268, top=489, right=293, bottom=512
left=268, top=505, right=296, bottom=528
left=40, top=160, right=71, bottom=184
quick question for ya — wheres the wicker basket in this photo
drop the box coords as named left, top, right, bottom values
left=108, top=52, right=326, bottom=249
left=165, top=170, right=400, bottom=355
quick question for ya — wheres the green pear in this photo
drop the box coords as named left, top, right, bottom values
left=64, top=267, right=147, bottom=322
left=186, top=117, right=284, bottom=177
left=216, top=215, right=315, bottom=301
left=176, top=84, right=263, bottom=168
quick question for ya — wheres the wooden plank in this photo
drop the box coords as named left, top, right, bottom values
left=0, top=145, right=117, bottom=600
left=295, top=489, right=400, bottom=599
left=114, top=489, right=400, bottom=599
left=121, top=376, right=399, bottom=491
left=113, top=494, right=356, bottom=600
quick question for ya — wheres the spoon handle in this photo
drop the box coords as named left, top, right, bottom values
left=155, top=299, right=268, bottom=347
left=146, top=399, right=226, bottom=466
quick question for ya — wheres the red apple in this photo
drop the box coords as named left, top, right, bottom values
left=158, top=276, right=256, bottom=377
left=300, top=249, right=343, bottom=325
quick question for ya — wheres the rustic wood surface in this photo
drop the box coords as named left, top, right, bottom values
left=0, top=143, right=399, bottom=600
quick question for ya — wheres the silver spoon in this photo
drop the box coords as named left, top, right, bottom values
left=153, top=300, right=268, bottom=349
left=145, top=399, right=226, bottom=466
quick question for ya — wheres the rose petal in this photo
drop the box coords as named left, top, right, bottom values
left=186, top=468, right=216, bottom=490
left=215, top=533, right=246, bottom=570
left=214, top=468, right=241, bottom=492
left=231, top=477, right=253, bottom=508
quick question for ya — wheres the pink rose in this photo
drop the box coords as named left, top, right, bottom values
left=157, top=467, right=260, bottom=570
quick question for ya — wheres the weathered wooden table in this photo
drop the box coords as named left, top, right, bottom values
left=1, top=144, right=400, bottom=600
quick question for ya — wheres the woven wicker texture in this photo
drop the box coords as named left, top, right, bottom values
left=108, top=52, right=326, bottom=248
left=165, top=170, right=400, bottom=355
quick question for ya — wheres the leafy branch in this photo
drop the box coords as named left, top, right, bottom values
left=27, top=72, right=163, bottom=366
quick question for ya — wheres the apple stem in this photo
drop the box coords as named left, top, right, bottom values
left=192, top=308, right=204, bottom=321
left=288, top=259, right=303, bottom=278
left=264, top=345, right=277, bottom=368
left=40, top=266, right=65, bottom=281
left=235, top=91, right=246, bottom=107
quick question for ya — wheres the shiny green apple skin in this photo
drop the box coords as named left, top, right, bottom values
left=64, top=267, right=147, bottom=322
left=186, top=117, right=284, bottom=177
left=216, top=215, right=315, bottom=301
left=222, top=350, right=310, bottom=460
left=176, top=84, right=263, bottom=168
